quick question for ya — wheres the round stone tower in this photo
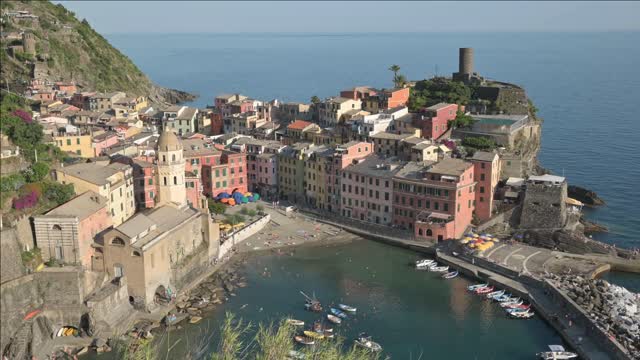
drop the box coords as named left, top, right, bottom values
left=22, top=32, right=36, bottom=56
left=459, top=48, right=473, bottom=75
left=156, top=126, right=186, bottom=207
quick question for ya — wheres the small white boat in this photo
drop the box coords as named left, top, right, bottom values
left=286, top=319, right=304, bottom=326
left=430, top=265, right=449, bottom=272
left=442, top=270, right=459, bottom=279
left=354, top=334, right=382, bottom=352
left=467, top=283, right=488, bottom=291
left=509, top=310, right=534, bottom=319
left=338, top=303, right=357, bottom=313
left=500, top=300, right=524, bottom=308
left=485, top=290, right=505, bottom=299
left=536, top=345, right=578, bottom=359
left=327, top=314, right=342, bottom=324
left=415, top=259, right=435, bottom=268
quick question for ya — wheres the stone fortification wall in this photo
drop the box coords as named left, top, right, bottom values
left=476, top=205, right=520, bottom=232
left=520, top=182, right=567, bottom=230
left=85, top=276, right=135, bottom=337
left=171, top=243, right=210, bottom=291
left=218, top=214, right=271, bottom=259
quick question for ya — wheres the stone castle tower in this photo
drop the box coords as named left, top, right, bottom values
left=156, top=127, right=186, bottom=207
left=22, top=32, right=36, bottom=56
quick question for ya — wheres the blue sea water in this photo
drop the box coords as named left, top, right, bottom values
left=107, top=32, right=640, bottom=290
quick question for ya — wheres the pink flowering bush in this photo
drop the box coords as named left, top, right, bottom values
left=13, top=191, right=38, bottom=210
left=12, top=109, right=32, bottom=124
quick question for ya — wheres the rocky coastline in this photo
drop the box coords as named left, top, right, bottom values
left=549, top=274, right=639, bottom=358
left=568, top=185, right=606, bottom=207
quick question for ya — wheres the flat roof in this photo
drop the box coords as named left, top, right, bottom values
left=471, top=151, right=498, bottom=162
left=426, top=102, right=455, bottom=111
left=44, top=191, right=107, bottom=220
left=344, top=155, right=405, bottom=177
left=58, top=162, right=124, bottom=185
left=370, top=132, right=413, bottom=140
left=427, top=158, right=472, bottom=176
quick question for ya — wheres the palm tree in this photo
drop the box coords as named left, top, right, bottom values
left=310, top=95, right=321, bottom=104
left=395, top=74, right=408, bottom=88
left=388, top=64, right=401, bottom=87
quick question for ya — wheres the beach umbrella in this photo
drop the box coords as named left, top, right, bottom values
left=253, top=193, right=260, bottom=201
left=228, top=199, right=236, bottom=206
left=241, top=196, right=249, bottom=203
left=218, top=192, right=231, bottom=199
left=220, top=198, right=229, bottom=204
left=247, top=196, right=255, bottom=202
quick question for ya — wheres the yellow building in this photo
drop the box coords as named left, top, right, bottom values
left=55, top=162, right=136, bottom=225
left=54, top=134, right=94, bottom=157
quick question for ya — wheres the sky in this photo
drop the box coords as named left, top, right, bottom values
left=57, top=1, right=640, bottom=34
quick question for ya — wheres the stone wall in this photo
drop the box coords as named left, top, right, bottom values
left=85, top=276, right=135, bottom=337
left=476, top=205, right=519, bottom=232
left=0, top=227, right=26, bottom=284
left=520, top=182, right=567, bottom=230
left=171, top=242, right=210, bottom=291
left=218, top=214, right=271, bottom=259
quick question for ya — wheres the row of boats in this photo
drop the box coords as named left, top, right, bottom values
left=415, top=259, right=459, bottom=279
left=287, top=292, right=382, bottom=353
left=468, top=283, right=535, bottom=319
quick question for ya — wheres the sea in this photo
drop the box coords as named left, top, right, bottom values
left=88, top=32, right=639, bottom=358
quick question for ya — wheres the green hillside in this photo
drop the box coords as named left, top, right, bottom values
left=0, top=0, right=193, bottom=104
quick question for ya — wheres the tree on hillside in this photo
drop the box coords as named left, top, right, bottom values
left=448, top=110, right=475, bottom=129
left=22, top=162, right=49, bottom=183
left=388, top=64, right=401, bottom=87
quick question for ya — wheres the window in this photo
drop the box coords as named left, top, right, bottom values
left=426, top=229, right=433, bottom=236
left=163, top=177, right=167, bottom=186
left=174, top=176, right=177, bottom=185
left=111, top=237, right=125, bottom=246
left=76, top=138, right=80, bottom=145
left=163, top=155, right=166, bottom=162
left=444, top=203, right=449, bottom=212
left=150, top=191, right=154, bottom=198
left=76, top=150, right=81, bottom=155
left=172, top=154, right=176, bottom=161
left=434, top=202, right=439, bottom=210
left=148, top=178, right=153, bottom=185
left=480, top=173, right=485, bottom=181
left=66, top=139, right=71, bottom=146
left=480, top=186, right=485, bottom=194
left=52, top=224, right=62, bottom=231
left=132, top=251, right=141, bottom=257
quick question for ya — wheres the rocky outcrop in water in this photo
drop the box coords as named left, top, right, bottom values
left=550, top=275, right=639, bottom=358
left=568, top=185, right=605, bottom=207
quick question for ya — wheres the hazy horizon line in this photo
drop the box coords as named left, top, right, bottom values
left=103, top=30, right=640, bottom=36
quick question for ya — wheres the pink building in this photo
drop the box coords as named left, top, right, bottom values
left=340, top=155, right=402, bottom=225
left=33, top=191, right=113, bottom=269
left=185, top=172, right=204, bottom=209
left=393, top=158, right=476, bottom=241
left=202, top=151, right=248, bottom=197
left=471, top=151, right=501, bottom=222
left=328, top=141, right=374, bottom=211
left=93, top=131, right=119, bottom=157
left=418, top=103, right=458, bottom=140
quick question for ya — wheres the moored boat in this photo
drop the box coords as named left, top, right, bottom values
left=327, top=314, right=342, bottom=324
left=485, top=290, right=505, bottom=299
left=294, top=335, right=315, bottom=345
left=286, top=319, right=305, bottom=326
left=509, top=310, right=535, bottom=319
left=415, top=259, right=435, bottom=268
left=536, top=345, right=578, bottom=359
left=338, top=303, right=357, bottom=312
left=430, top=265, right=449, bottom=272
left=467, top=283, right=488, bottom=291
left=305, top=301, right=323, bottom=312
left=500, top=300, right=525, bottom=308
left=442, top=270, right=458, bottom=279
left=474, top=286, right=495, bottom=294
left=303, top=330, right=325, bottom=340
left=354, top=333, right=382, bottom=352
left=330, top=308, right=348, bottom=319
left=313, top=321, right=333, bottom=333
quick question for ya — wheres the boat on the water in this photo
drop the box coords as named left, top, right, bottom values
left=415, top=259, right=435, bottom=268
left=509, top=310, right=535, bottom=319
left=475, top=286, right=495, bottom=294
left=430, top=265, right=449, bottom=272
left=294, top=335, right=315, bottom=345
left=323, top=330, right=335, bottom=339
left=338, top=303, right=357, bottom=312
left=500, top=300, right=525, bottom=308
left=494, top=294, right=515, bottom=302
left=536, top=345, right=578, bottom=359
left=442, top=270, right=458, bottom=279
left=313, top=321, right=333, bottom=333
left=303, top=330, right=325, bottom=340
left=467, top=283, right=488, bottom=291
left=505, top=307, right=530, bottom=314
left=354, top=333, right=382, bottom=352
left=330, top=308, right=348, bottom=319
left=305, top=301, right=323, bottom=312
left=327, top=314, right=342, bottom=324
left=286, top=319, right=305, bottom=326
left=485, top=290, right=505, bottom=299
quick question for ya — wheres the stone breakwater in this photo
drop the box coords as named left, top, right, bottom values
left=550, top=274, right=639, bottom=358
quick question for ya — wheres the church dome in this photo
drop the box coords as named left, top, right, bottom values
left=157, top=127, right=182, bottom=151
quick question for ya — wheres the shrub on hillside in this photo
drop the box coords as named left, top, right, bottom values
left=13, top=191, right=38, bottom=210
left=43, top=182, right=75, bottom=205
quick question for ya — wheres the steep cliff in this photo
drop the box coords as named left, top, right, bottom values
left=0, top=1, right=195, bottom=105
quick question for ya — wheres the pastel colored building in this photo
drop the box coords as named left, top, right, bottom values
left=113, top=156, right=158, bottom=210
left=340, top=86, right=377, bottom=101
left=317, top=97, right=362, bottom=126
left=340, top=155, right=403, bottom=225
left=278, top=143, right=312, bottom=203
left=54, top=133, right=94, bottom=157
left=92, top=131, right=119, bottom=157
left=56, top=162, right=136, bottom=226
left=393, top=158, right=476, bottom=241
left=471, top=151, right=501, bottom=222
left=363, top=88, right=410, bottom=113
left=418, top=103, right=458, bottom=140
left=202, top=151, right=248, bottom=197
left=33, top=191, right=112, bottom=269
left=185, top=172, right=204, bottom=209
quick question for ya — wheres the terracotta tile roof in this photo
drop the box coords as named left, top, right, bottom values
left=287, top=120, right=313, bottom=130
